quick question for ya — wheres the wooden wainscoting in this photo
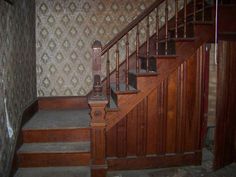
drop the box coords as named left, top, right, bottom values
left=106, top=47, right=206, bottom=170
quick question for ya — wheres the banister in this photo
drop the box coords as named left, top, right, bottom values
left=101, top=0, right=165, bottom=55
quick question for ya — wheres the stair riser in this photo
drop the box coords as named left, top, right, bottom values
left=128, top=73, right=137, bottom=89
left=23, top=128, right=90, bottom=143
left=18, top=152, right=91, bottom=167
left=169, top=25, right=194, bottom=39
left=110, top=89, right=118, bottom=106
left=158, top=41, right=176, bottom=55
left=140, top=58, right=157, bottom=71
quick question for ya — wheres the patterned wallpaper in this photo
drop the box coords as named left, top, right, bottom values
left=36, top=0, right=185, bottom=97
left=36, top=0, right=157, bottom=96
left=0, top=0, right=36, bottom=176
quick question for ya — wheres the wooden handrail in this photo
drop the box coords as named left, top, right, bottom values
left=101, top=0, right=165, bottom=55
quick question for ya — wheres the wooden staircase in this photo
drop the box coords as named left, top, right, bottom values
left=12, top=0, right=236, bottom=177
left=14, top=109, right=91, bottom=177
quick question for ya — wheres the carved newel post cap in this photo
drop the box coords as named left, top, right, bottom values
left=92, top=40, right=102, bottom=49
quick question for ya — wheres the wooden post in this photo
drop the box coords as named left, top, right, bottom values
left=88, top=98, right=108, bottom=177
left=90, top=40, right=108, bottom=177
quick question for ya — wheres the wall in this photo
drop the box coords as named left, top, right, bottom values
left=36, top=0, right=184, bottom=96
left=0, top=0, right=36, bottom=176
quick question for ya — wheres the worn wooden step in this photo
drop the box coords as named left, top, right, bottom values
left=14, top=166, right=90, bottom=177
left=17, top=142, right=91, bottom=167
left=110, top=83, right=139, bottom=106
left=128, top=69, right=158, bottom=89
left=22, top=109, right=91, bottom=143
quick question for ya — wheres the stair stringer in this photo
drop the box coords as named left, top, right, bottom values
left=106, top=23, right=214, bottom=131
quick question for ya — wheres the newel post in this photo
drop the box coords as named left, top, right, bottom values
left=89, top=40, right=108, bottom=177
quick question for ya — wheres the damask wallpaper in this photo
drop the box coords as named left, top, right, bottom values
left=36, top=0, right=186, bottom=97
left=36, top=0, right=159, bottom=96
left=0, top=0, right=36, bottom=176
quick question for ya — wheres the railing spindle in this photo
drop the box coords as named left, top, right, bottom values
left=184, top=0, right=187, bottom=38
left=175, top=0, right=178, bottom=38
left=115, top=43, right=119, bottom=91
left=156, top=7, right=159, bottom=56
left=125, top=34, right=129, bottom=90
left=193, top=0, right=196, bottom=22
left=136, top=24, right=140, bottom=73
left=106, top=51, right=110, bottom=104
left=165, top=0, right=169, bottom=55
left=202, top=0, right=205, bottom=21
left=146, top=15, right=150, bottom=72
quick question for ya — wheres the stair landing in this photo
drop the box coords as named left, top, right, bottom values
left=23, top=109, right=90, bottom=130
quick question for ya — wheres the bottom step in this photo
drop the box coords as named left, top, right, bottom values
left=14, top=167, right=90, bottom=177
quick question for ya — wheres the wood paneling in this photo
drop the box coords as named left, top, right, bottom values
left=166, top=70, right=178, bottom=153
left=106, top=46, right=205, bottom=168
left=214, top=41, right=236, bottom=169
left=108, top=151, right=201, bottom=170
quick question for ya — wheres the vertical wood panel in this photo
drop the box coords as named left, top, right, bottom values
left=156, top=84, right=164, bottom=154
left=136, top=99, right=147, bottom=156
left=163, top=80, right=168, bottom=154
left=147, top=89, right=158, bottom=155
left=106, top=127, right=117, bottom=157
left=126, top=108, right=138, bottom=156
left=176, top=65, right=183, bottom=153
left=214, top=41, right=236, bottom=169
left=166, top=71, right=178, bottom=153
left=184, top=55, right=198, bottom=152
left=116, top=118, right=127, bottom=157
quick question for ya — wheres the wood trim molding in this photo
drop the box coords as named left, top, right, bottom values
left=107, top=151, right=202, bottom=170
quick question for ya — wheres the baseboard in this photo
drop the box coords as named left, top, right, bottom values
left=38, top=96, right=89, bottom=110
left=10, top=100, right=39, bottom=177
left=107, top=151, right=202, bottom=170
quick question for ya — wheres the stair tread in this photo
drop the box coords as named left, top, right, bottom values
left=18, top=141, right=90, bottom=153
left=129, top=69, right=158, bottom=76
left=23, top=109, right=90, bottom=130
left=159, top=37, right=196, bottom=43
left=139, top=54, right=178, bottom=59
left=169, top=20, right=214, bottom=31
left=111, top=83, right=138, bottom=94
left=14, top=166, right=90, bottom=177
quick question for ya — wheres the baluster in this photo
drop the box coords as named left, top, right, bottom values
left=184, top=0, right=187, bottom=38
left=136, top=24, right=140, bottom=73
left=156, top=7, right=159, bottom=56
left=125, top=34, right=129, bottom=90
left=193, top=0, right=196, bottom=22
left=202, top=0, right=205, bottom=21
left=116, top=43, right=119, bottom=91
left=146, top=15, right=150, bottom=72
left=175, top=0, right=178, bottom=38
left=106, top=51, right=110, bottom=105
left=165, top=0, right=169, bottom=55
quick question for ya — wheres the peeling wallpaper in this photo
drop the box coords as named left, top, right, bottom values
left=0, top=0, right=36, bottom=176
